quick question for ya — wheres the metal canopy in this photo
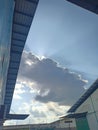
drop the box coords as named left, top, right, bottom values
left=3, top=0, right=39, bottom=120
left=64, top=112, right=87, bottom=119
left=68, top=79, right=98, bottom=113
left=66, top=0, right=98, bottom=14
left=6, top=114, right=29, bottom=120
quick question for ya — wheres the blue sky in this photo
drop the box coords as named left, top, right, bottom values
left=5, top=0, right=98, bottom=126
left=26, top=0, right=98, bottom=83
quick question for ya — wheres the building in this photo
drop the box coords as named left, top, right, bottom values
left=67, top=79, right=98, bottom=130
left=3, top=119, right=76, bottom=130
left=66, top=0, right=98, bottom=14
left=50, top=118, right=76, bottom=130
left=0, top=0, right=39, bottom=127
left=3, top=123, right=54, bottom=130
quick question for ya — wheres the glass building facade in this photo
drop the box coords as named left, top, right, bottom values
left=0, top=0, right=14, bottom=104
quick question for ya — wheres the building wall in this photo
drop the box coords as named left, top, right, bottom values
left=76, top=98, right=93, bottom=113
left=3, top=124, right=54, bottom=130
left=58, top=118, right=76, bottom=128
left=55, top=128, right=76, bottom=130
left=3, top=120, right=76, bottom=130
left=0, top=0, right=14, bottom=104
left=76, top=89, right=98, bottom=130
left=50, top=118, right=76, bottom=130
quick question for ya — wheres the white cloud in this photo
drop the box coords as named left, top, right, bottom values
left=13, top=94, right=22, bottom=99
left=13, top=83, right=26, bottom=100
left=25, top=60, right=34, bottom=66
left=10, top=99, right=69, bottom=124
left=6, top=51, right=88, bottom=125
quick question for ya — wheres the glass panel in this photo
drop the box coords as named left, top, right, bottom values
left=0, top=0, right=14, bottom=104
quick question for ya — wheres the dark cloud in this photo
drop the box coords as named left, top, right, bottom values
left=18, top=51, right=86, bottom=105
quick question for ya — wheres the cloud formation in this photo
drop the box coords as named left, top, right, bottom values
left=6, top=51, right=88, bottom=125
left=17, top=51, right=86, bottom=105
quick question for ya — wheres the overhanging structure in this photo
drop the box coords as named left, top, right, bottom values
left=68, top=79, right=98, bottom=113
left=61, top=112, right=87, bottom=119
left=0, top=0, right=39, bottom=124
left=66, top=0, right=98, bottom=14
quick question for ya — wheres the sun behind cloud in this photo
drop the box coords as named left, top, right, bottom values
left=8, top=51, right=88, bottom=125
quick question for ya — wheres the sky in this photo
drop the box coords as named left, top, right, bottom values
left=5, top=0, right=98, bottom=126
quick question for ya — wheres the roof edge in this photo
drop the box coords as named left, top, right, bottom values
left=68, top=79, right=98, bottom=113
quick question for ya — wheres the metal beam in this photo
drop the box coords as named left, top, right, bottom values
left=15, top=10, right=33, bottom=18
left=14, top=22, right=30, bottom=28
left=12, top=38, right=26, bottom=42
left=12, top=31, right=27, bottom=36
left=26, top=0, right=38, bottom=4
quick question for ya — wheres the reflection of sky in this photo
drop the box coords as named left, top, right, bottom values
left=0, top=0, right=14, bottom=104
left=26, top=0, right=98, bottom=83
